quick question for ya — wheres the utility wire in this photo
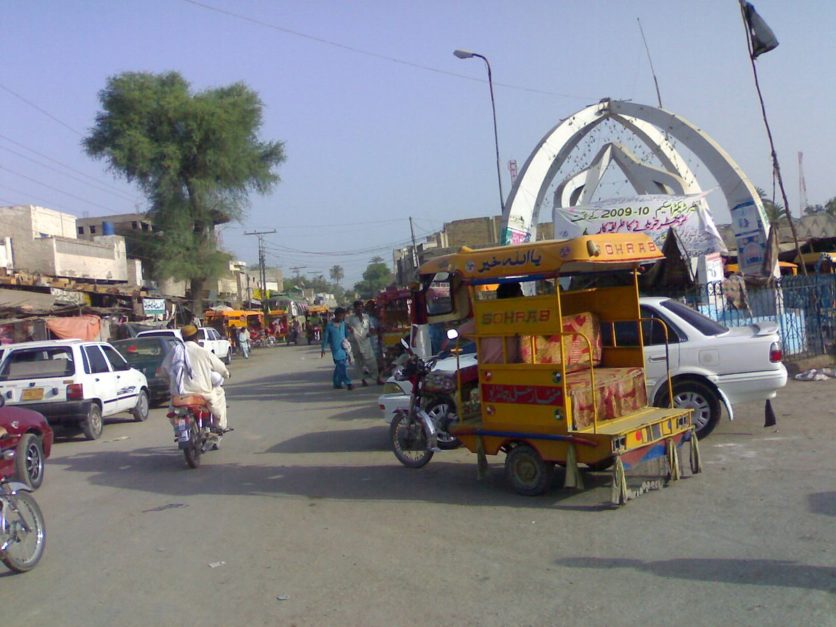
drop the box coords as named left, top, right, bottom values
left=0, top=163, right=122, bottom=214
left=0, top=83, right=83, bottom=136
left=0, top=133, right=140, bottom=201
left=181, top=0, right=593, bottom=101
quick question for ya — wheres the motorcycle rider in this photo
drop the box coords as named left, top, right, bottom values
left=172, top=324, right=231, bottom=433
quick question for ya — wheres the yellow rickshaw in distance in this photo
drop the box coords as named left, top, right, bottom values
left=411, top=232, right=700, bottom=504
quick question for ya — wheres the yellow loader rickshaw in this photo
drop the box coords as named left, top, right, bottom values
left=393, top=233, right=701, bottom=505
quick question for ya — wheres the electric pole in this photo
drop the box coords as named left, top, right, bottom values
left=408, top=216, right=419, bottom=278
left=244, top=230, right=276, bottom=316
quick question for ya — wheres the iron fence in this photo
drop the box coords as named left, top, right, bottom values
left=643, top=274, right=835, bottom=360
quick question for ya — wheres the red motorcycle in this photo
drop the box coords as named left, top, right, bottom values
left=167, top=395, right=221, bottom=469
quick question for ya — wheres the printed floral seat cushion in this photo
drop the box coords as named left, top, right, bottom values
left=520, top=312, right=602, bottom=371
left=567, top=367, right=647, bottom=430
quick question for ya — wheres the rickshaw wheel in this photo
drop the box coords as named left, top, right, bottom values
left=505, top=444, right=554, bottom=496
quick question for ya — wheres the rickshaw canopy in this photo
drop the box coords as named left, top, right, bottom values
left=418, top=233, right=663, bottom=283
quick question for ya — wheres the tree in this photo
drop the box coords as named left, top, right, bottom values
left=827, top=197, right=836, bottom=217
left=83, top=71, right=285, bottom=314
left=353, top=256, right=393, bottom=299
left=329, top=264, right=344, bottom=285
left=757, top=187, right=784, bottom=224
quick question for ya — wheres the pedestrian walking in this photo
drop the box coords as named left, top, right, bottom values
left=321, top=307, right=353, bottom=390
left=346, top=300, right=382, bottom=386
left=237, top=326, right=251, bottom=359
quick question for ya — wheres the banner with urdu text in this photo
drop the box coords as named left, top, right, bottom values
left=552, top=193, right=726, bottom=257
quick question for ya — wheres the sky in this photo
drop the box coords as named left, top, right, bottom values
left=1, top=0, right=834, bottom=285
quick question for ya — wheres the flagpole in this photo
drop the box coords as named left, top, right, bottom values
left=739, top=1, right=806, bottom=275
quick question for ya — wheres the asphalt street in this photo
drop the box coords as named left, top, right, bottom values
left=1, top=344, right=834, bottom=626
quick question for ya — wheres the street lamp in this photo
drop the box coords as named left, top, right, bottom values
left=453, top=48, right=504, bottom=215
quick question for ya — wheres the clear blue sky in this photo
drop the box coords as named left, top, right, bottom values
left=1, top=1, right=833, bottom=284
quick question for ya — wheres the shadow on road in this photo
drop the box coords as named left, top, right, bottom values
left=808, top=491, right=836, bottom=516
left=266, top=426, right=387, bottom=454
left=554, top=556, right=836, bottom=593
left=52, top=446, right=614, bottom=510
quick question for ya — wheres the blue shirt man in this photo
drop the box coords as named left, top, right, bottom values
left=321, top=307, right=353, bottom=390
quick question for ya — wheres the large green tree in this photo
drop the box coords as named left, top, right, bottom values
left=354, top=256, right=393, bottom=299
left=83, top=71, right=285, bottom=313
left=329, top=264, right=344, bottom=285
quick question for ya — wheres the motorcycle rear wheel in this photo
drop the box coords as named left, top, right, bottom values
left=0, top=490, right=46, bottom=573
left=390, top=412, right=433, bottom=468
left=423, top=397, right=461, bottom=450
left=183, top=424, right=202, bottom=469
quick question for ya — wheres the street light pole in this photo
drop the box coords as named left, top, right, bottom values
left=454, top=49, right=504, bottom=215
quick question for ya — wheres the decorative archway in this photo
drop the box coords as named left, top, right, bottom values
left=502, top=99, right=770, bottom=275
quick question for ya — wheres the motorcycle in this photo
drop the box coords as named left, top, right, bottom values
left=390, top=330, right=461, bottom=468
left=307, top=326, right=322, bottom=345
left=0, top=429, right=46, bottom=573
left=167, top=395, right=221, bottom=469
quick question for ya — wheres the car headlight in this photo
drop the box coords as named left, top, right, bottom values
left=383, top=382, right=403, bottom=394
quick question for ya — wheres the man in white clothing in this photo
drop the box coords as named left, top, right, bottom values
left=179, top=324, right=231, bottom=431
left=346, top=300, right=381, bottom=386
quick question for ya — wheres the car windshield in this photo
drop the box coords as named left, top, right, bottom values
left=0, top=346, right=76, bottom=380
left=112, top=339, right=166, bottom=363
left=660, top=299, right=728, bottom=336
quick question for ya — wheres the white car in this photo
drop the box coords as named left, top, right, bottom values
left=378, top=298, right=788, bottom=439
left=137, top=327, right=232, bottom=364
left=0, top=340, right=149, bottom=440
left=377, top=352, right=478, bottom=424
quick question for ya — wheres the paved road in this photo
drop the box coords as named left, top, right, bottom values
left=1, top=345, right=834, bottom=626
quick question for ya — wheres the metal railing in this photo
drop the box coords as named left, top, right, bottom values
left=643, top=274, right=835, bottom=360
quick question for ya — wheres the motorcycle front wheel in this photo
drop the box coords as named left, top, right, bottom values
left=0, top=490, right=46, bottom=573
left=183, top=423, right=202, bottom=469
left=390, top=412, right=434, bottom=468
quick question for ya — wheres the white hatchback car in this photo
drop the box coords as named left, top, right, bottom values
left=137, top=327, right=232, bottom=364
left=0, top=340, right=149, bottom=440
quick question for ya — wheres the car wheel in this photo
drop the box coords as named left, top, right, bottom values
left=15, top=434, right=45, bottom=490
left=658, top=379, right=721, bottom=440
left=132, top=389, right=150, bottom=422
left=81, top=403, right=104, bottom=440
left=223, top=351, right=231, bottom=365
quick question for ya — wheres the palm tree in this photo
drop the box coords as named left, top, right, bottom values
left=757, top=187, right=784, bottom=224
left=329, top=264, right=344, bottom=285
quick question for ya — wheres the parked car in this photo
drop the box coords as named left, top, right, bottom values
left=137, top=327, right=232, bottom=364
left=0, top=398, right=53, bottom=489
left=111, top=336, right=180, bottom=405
left=0, top=340, right=149, bottom=440
left=378, top=297, right=788, bottom=439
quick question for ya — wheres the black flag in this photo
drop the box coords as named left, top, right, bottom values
left=742, top=1, right=779, bottom=58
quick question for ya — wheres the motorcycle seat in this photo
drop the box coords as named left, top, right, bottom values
left=171, top=394, right=210, bottom=409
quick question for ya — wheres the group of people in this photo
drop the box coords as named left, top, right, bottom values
left=320, top=300, right=384, bottom=390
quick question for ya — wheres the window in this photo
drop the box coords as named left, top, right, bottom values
left=131, top=221, right=139, bottom=229
left=89, top=225, right=97, bottom=234
left=660, top=299, right=727, bottom=336
left=601, top=307, right=682, bottom=347
left=102, top=345, right=130, bottom=371
left=0, top=347, right=76, bottom=380
left=77, top=226, right=84, bottom=235
left=426, top=273, right=453, bottom=316
left=84, top=346, right=110, bottom=374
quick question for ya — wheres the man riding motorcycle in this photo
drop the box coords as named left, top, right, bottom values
left=161, top=324, right=232, bottom=433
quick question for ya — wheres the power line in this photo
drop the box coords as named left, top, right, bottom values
left=0, top=163, right=120, bottom=214
left=0, top=133, right=141, bottom=201
left=0, top=83, right=83, bottom=136
left=181, top=0, right=594, bottom=101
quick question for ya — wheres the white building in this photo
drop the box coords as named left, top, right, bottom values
left=0, top=205, right=138, bottom=283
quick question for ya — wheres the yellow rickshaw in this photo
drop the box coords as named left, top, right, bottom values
left=402, top=233, right=701, bottom=504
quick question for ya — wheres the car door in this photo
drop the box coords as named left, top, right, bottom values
left=83, top=345, right=120, bottom=415
left=101, top=344, right=141, bottom=412
left=639, top=304, right=682, bottom=401
left=208, top=328, right=227, bottom=358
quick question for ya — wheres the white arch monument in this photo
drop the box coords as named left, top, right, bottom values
left=502, top=99, right=771, bottom=276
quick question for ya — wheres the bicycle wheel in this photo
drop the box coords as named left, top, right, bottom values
left=0, top=491, right=46, bottom=573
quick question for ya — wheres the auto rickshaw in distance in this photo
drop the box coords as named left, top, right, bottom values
left=401, top=232, right=701, bottom=505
